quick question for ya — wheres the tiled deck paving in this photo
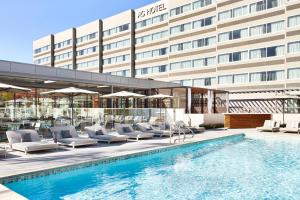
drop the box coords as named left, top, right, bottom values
left=0, top=129, right=299, bottom=199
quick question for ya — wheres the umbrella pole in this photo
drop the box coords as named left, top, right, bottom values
left=283, top=99, right=285, bottom=125
left=160, top=98, right=162, bottom=122
left=35, top=88, right=38, bottom=119
left=71, top=94, right=74, bottom=126
left=13, top=92, right=16, bottom=121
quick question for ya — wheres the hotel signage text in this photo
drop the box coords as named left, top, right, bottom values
left=137, top=3, right=167, bottom=19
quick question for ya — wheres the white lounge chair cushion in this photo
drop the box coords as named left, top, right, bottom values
left=12, top=142, right=58, bottom=153
left=57, top=137, right=98, bottom=147
left=92, top=133, right=128, bottom=142
left=116, top=124, right=154, bottom=139
left=0, top=149, right=6, bottom=156
left=137, top=123, right=171, bottom=136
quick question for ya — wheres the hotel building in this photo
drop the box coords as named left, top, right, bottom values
left=33, top=0, right=300, bottom=105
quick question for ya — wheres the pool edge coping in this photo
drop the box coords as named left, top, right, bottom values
left=0, top=133, right=245, bottom=199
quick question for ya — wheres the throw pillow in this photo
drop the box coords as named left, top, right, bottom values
left=122, top=127, right=132, bottom=133
left=21, top=133, right=32, bottom=142
left=95, top=130, right=104, bottom=135
left=61, top=130, right=72, bottom=138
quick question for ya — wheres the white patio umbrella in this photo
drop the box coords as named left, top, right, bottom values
left=145, top=94, right=174, bottom=121
left=0, top=83, right=31, bottom=120
left=101, top=91, right=145, bottom=99
left=41, top=87, right=98, bottom=125
left=101, top=91, right=145, bottom=124
left=101, top=91, right=145, bottom=108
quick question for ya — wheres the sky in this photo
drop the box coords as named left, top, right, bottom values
left=0, top=0, right=157, bottom=63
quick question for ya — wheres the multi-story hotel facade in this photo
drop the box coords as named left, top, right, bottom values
left=33, top=0, right=300, bottom=96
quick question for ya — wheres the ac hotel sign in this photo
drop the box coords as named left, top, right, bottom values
left=137, top=3, right=167, bottom=19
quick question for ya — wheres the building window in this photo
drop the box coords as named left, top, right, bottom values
left=170, top=42, right=192, bottom=53
left=136, top=13, right=168, bottom=29
left=192, top=37, right=216, bottom=48
left=288, top=41, right=300, bottom=54
left=34, top=56, right=50, bottom=64
left=54, top=39, right=72, bottom=49
left=218, top=5, right=248, bottom=21
left=249, top=21, right=284, bottom=36
left=135, top=48, right=168, bottom=60
left=103, top=39, right=130, bottom=51
left=218, top=28, right=248, bottom=42
left=288, top=68, right=300, bottom=79
left=194, top=77, right=216, bottom=86
left=218, top=51, right=248, bottom=63
left=288, top=15, right=300, bottom=27
left=219, top=75, right=233, bottom=85
left=103, top=23, right=130, bottom=37
left=54, top=52, right=72, bottom=61
left=135, top=30, right=168, bottom=44
left=103, top=54, right=130, bottom=65
left=233, top=74, right=248, bottom=84
left=135, top=65, right=168, bottom=76
left=34, top=45, right=50, bottom=54
left=77, top=32, right=98, bottom=44
left=77, top=46, right=97, bottom=56
left=249, top=0, right=283, bottom=13
left=250, top=70, right=284, bottom=82
left=170, top=4, right=192, bottom=17
left=193, top=0, right=214, bottom=10
left=76, top=60, right=98, bottom=70
left=249, top=46, right=284, bottom=59
left=110, top=70, right=130, bottom=77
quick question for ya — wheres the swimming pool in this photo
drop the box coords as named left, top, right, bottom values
left=4, top=134, right=300, bottom=200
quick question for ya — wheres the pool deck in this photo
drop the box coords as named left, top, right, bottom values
left=0, top=128, right=299, bottom=199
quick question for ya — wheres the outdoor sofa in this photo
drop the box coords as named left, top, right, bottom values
left=281, top=121, right=300, bottom=134
left=6, top=130, right=58, bottom=154
left=256, top=120, right=280, bottom=132
left=50, top=126, right=98, bottom=148
left=85, top=125, right=129, bottom=143
left=175, top=120, right=205, bottom=134
left=0, top=149, right=6, bottom=158
left=115, top=124, right=154, bottom=141
left=136, top=122, right=172, bottom=137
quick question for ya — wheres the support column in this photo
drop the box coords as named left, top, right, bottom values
left=130, top=10, right=136, bottom=78
left=226, top=92, right=230, bottom=113
left=213, top=92, right=217, bottom=113
left=72, top=28, right=77, bottom=70
left=207, top=90, right=213, bottom=114
left=98, top=20, right=103, bottom=73
left=170, top=88, right=174, bottom=108
left=187, top=88, right=192, bottom=114
left=50, top=35, right=55, bottom=67
left=201, top=93, right=204, bottom=113
left=35, top=88, right=38, bottom=118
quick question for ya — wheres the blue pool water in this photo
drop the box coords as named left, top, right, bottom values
left=5, top=135, right=300, bottom=200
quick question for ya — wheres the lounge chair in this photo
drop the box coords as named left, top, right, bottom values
left=115, top=124, right=154, bottom=141
left=50, top=126, right=98, bottom=148
left=281, top=121, right=300, bottom=134
left=85, top=125, right=129, bottom=143
left=6, top=130, right=59, bottom=154
left=175, top=121, right=205, bottom=134
left=256, top=120, right=280, bottom=132
left=136, top=123, right=172, bottom=137
left=0, top=149, right=6, bottom=158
